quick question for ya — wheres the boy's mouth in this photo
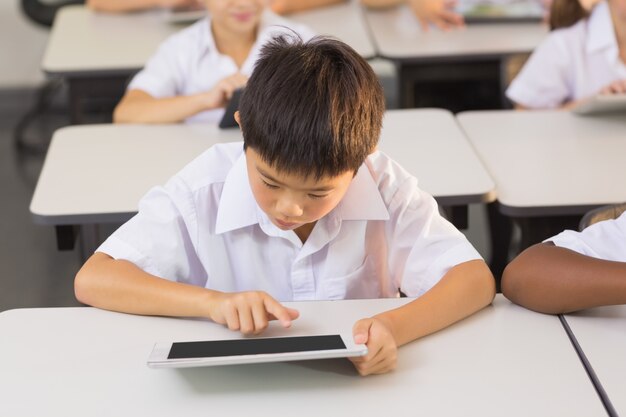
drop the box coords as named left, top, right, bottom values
left=275, top=219, right=299, bottom=229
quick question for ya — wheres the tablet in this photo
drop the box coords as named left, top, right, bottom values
left=571, top=94, right=626, bottom=116
left=147, top=334, right=368, bottom=369
left=218, top=88, right=244, bottom=129
left=457, top=0, right=543, bottom=23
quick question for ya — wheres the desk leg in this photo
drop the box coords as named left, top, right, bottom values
left=55, top=225, right=78, bottom=251
left=443, top=205, right=468, bottom=230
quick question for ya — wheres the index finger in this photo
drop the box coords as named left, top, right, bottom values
left=263, top=296, right=298, bottom=327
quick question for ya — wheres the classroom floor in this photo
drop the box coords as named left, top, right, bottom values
left=0, top=85, right=492, bottom=313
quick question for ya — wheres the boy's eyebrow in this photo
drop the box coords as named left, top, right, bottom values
left=257, top=167, right=334, bottom=192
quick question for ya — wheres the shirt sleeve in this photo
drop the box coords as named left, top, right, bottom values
left=387, top=177, right=483, bottom=297
left=97, top=176, right=208, bottom=287
left=506, top=32, right=572, bottom=109
left=547, top=211, right=626, bottom=262
left=126, top=34, right=184, bottom=98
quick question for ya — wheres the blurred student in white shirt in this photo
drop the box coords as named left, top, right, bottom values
left=113, top=0, right=314, bottom=124
left=506, top=0, right=626, bottom=109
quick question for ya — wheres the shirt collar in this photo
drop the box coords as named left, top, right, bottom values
left=215, top=150, right=259, bottom=234
left=586, top=2, right=617, bottom=55
left=215, top=151, right=390, bottom=235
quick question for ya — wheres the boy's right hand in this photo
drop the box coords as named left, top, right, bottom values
left=202, top=73, right=248, bottom=110
left=207, top=291, right=299, bottom=335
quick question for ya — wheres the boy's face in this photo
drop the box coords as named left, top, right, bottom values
left=245, top=147, right=355, bottom=233
left=205, top=0, right=267, bottom=35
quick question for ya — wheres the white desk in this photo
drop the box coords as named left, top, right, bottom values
left=457, top=110, right=626, bottom=217
left=564, top=306, right=626, bottom=416
left=380, top=108, right=495, bottom=206
left=30, top=123, right=242, bottom=225
left=363, top=5, right=547, bottom=109
left=30, top=110, right=494, bottom=231
left=364, top=6, right=547, bottom=60
left=0, top=296, right=606, bottom=416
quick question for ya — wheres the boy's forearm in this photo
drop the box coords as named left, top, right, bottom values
left=502, top=243, right=626, bottom=314
left=75, top=252, right=214, bottom=318
left=376, top=260, right=495, bottom=346
left=113, top=91, right=210, bottom=124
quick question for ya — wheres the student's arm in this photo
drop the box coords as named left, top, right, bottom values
left=350, top=259, right=495, bottom=375
left=502, top=243, right=626, bottom=314
left=113, top=73, right=247, bottom=124
left=361, top=0, right=464, bottom=30
left=271, top=0, right=347, bottom=15
left=86, top=0, right=199, bottom=13
left=75, top=252, right=299, bottom=334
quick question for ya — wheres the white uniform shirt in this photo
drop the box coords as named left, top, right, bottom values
left=127, top=12, right=315, bottom=124
left=548, top=211, right=626, bottom=261
left=506, top=1, right=626, bottom=109
left=98, top=143, right=482, bottom=301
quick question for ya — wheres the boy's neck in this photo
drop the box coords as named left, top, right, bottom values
left=294, top=222, right=316, bottom=244
left=211, top=23, right=258, bottom=68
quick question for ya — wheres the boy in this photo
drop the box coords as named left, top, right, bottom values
left=502, top=211, right=626, bottom=314
left=76, top=36, right=495, bottom=376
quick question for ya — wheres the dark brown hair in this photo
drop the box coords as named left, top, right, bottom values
left=549, top=0, right=589, bottom=30
left=239, top=35, right=385, bottom=179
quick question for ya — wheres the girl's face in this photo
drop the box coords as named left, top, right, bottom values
left=205, top=0, right=267, bottom=35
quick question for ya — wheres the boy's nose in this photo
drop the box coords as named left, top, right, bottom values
left=277, top=197, right=303, bottom=218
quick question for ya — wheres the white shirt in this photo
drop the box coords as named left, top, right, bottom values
left=98, top=142, right=482, bottom=301
left=127, top=12, right=315, bottom=124
left=548, top=211, right=626, bottom=261
left=506, top=1, right=626, bottom=109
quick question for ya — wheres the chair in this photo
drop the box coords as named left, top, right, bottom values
left=579, top=203, right=626, bottom=231
left=20, top=0, right=83, bottom=28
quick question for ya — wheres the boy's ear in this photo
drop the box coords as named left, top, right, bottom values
left=234, top=111, right=241, bottom=129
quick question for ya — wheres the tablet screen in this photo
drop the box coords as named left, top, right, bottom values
left=168, top=335, right=346, bottom=359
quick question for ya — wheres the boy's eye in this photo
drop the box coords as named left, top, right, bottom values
left=261, top=180, right=279, bottom=190
left=308, top=194, right=327, bottom=200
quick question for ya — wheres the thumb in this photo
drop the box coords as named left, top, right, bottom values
left=352, top=319, right=373, bottom=345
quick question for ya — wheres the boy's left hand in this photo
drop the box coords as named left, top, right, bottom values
left=349, top=317, right=398, bottom=376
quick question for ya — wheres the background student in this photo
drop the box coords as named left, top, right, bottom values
left=75, top=36, right=495, bottom=376
left=506, top=0, right=626, bottom=109
left=87, top=0, right=347, bottom=15
left=502, top=211, right=626, bottom=314
left=113, top=0, right=314, bottom=124
left=360, top=0, right=464, bottom=30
